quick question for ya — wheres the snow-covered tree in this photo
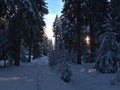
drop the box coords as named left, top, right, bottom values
left=95, top=13, right=120, bottom=73
left=0, top=0, right=11, bottom=62
left=95, top=31, right=120, bottom=73
left=62, top=0, right=88, bottom=64
left=53, top=15, right=63, bottom=50
left=0, top=0, right=48, bottom=65
left=40, top=33, right=53, bottom=56
left=49, top=50, right=72, bottom=82
left=61, top=0, right=108, bottom=64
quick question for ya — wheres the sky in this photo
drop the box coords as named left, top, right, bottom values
left=44, top=0, right=63, bottom=40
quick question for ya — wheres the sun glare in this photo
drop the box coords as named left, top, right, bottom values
left=85, top=36, right=90, bottom=45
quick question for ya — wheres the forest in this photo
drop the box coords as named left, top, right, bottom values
left=0, top=0, right=120, bottom=90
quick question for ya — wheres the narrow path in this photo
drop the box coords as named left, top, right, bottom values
left=33, top=56, right=73, bottom=90
left=0, top=56, right=73, bottom=90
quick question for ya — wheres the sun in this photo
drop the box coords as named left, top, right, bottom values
left=85, top=36, right=90, bottom=45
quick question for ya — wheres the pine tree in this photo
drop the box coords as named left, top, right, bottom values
left=0, top=0, right=48, bottom=65
left=62, top=0, right=89, bottom=64
left=0, top=0, right=11, bottom=64
left=95, top=1, right=120, bottom=73
left=95, top=31, right=120, bottom=73
left=53, top=15, right=63, bottom=50
left=83, top=0, right=109, bottom=62
left=31, top=0, right=48, bottom=59
left=111, top=0, right=120, bottom=40
left=6, top=0, right=36, bottom=65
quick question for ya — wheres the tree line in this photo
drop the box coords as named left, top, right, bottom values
left=0, top=0, right=120, bottom=83
left=52, top=0, right=120, bottom=73
left=0, top=0, right=52, bottom=66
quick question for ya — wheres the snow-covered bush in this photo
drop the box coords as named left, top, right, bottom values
left=49, top=50, right=72, bottom=82
left=95, top=31, right=120, bottom=73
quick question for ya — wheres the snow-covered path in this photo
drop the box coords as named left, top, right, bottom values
left=0, top=59, right=42, bottom=90
left=0, top=56, right=72, bottom=90
left=0, top=56, right=120, bottom=90
left=39, top=57, right=73, bottom=90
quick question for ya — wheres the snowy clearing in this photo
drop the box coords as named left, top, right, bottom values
left=0, top=56, right=120, bottom=90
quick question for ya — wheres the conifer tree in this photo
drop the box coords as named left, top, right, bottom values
left=0, top=0, right=48, bottom=65
left=62, top=0, right=89, bottom=64
left=95, top=0, right=120, bottom=73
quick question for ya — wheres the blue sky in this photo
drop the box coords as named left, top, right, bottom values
left=46, top=0, right=63, bottom=15
left=44, top=0, right=63, bottom=39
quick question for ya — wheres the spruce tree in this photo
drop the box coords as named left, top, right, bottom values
left=0, top=0, right=11, bottom=63
left=0, top=0, right=48, bottom=65
left=62, top=0, right=88, bottom=64
left=95, top=1, right=120, bottom=73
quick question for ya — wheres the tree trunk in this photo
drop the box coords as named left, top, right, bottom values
left=28, top=38, right=32, bottom=62
left=76, top=24, right=82, bottom=64
left=14, top=38, right=21, bottom=66
left=55, top=32, right=58, bottom=50
left=33, top=42, right=41, bottom=59
left=89, top=14, right=95, bottom=62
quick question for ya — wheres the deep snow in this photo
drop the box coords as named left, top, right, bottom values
left=0, top=56, right=120, bottom=90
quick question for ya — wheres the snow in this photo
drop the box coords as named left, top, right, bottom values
left=70, top=63, right=120, bottom=90
left=0, top=56, right=120, bottom=90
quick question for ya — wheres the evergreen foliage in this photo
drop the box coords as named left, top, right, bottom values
left=49, top=50, right=72, bottom=83
left=95, top=5, right=120, bottom=73
left=95, top=31, right=120, bottom=73
left=0, top=0, right=48, bottom=66
left=62, top=0, right=88, bottom=64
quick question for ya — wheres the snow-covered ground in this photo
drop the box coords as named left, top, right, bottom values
left=70, top=63, right=120, bottom=90
left=0, top=56, right=120, bottom=90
